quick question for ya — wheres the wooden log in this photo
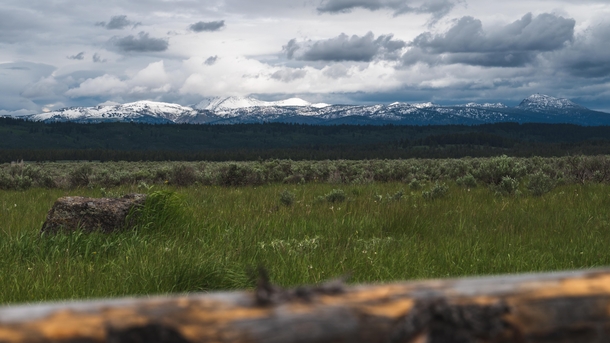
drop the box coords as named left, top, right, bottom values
left=2, top=268, right=610, bottom=342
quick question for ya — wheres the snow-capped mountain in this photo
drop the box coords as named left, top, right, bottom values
left=194, top=96, right=330, bottom=112
left=23, top=95, right=610, bottom=126
left=28, top=101, right=198, bottom=124
left=518, top=94, right=584, bottom=111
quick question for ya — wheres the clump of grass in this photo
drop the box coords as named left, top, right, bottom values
left=390, top=190, right=404, bottom=201
left=279, top=189, right=296, bottom=206
left=129, top=191, right=183, bottom=232
left=258, top=236, right=322, bottom=255
left=374, top=190, right=404, bottom=202
left=422, top=182, right=449, bottom=200
left=409, top=178, right=423, bottom=190
left=325, top=189, right=346, bottom=203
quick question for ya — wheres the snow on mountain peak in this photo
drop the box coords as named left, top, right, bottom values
left=460, top=102, right=508, bottom=108
left=28, top=100, right=196, bottom=122
left=413, top=102, right=435, bottom=109
left=194, top=96, right=330, bottom=111
left=273, top=98, right=310, bottom=107
left=518, top=94, right=584, bottom=110
left=197, top=96, right=269, bottom=111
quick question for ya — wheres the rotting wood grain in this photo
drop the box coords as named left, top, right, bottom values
left=2, top=269, right=610, bottom=342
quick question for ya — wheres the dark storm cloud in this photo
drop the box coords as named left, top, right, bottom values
left=110, top=32, right=169, bottom=53
left=317, top=0, right=456, bottom=21
left=552, top=23, right=610, bottom=78
left=204, top=56, right=218, bottom=65
left=96, top=15, right=139, bottom=30
left=92, top=53, right=107, bottom=63
left=284, top=32, right=406, bottom=62
left=318, top=0, right=384, bottom=12
left=402, top=13, right=575, bottom=67
left=283, top=39, right=300, bottom=59
left=67, top=52, right=85, bottom=60
left=189, top=20, right=225, bottom=32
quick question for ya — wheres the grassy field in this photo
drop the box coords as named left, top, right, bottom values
left=2, top=181, right=610, bottom=305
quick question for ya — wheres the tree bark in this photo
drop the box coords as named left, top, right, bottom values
left=2, top=268, right=610, bottom=342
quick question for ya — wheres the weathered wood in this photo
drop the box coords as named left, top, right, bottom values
left=2, top=268, right=610, bottom=342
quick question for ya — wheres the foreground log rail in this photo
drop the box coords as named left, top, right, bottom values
left=2, top=268, right=610, bottom=342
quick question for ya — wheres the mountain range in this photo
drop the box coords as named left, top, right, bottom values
left=24, top=94, right=610, bottom=126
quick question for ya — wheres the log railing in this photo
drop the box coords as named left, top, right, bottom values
left=1, top=268, right=610, bottom=342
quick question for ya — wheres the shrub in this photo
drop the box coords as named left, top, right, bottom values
left=492, top=176, right=520, bottom=196
left=527, top=172, right=556, bottom=196
left=409, top=178, right=423, bottom=190
left=217, top=163, right=263, bottom=187
left=456, top=173, right=477, bottom=188
left=422, top=182, right=449, bottom=200
left=475, top=155, right=525, bottom=185
left=325, top=189, right=346, bottom=203
left=283, top=174, right=304, bottom=184
left=0, top=172, right=32, bottom=190
left=69, top=164, right=93, bottom=188
left=34, top=169, right=57, bottom=188
left=154, top=168, right=171, bottom=183
left=279, top=189, right=296, bottom=206
left=169, top=164, right=197, bottom=187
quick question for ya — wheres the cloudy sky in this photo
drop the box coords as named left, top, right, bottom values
left=1, top=0, right=610, bottom=115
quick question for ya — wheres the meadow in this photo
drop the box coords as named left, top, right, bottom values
left=2, top=156, right=610, bottom=305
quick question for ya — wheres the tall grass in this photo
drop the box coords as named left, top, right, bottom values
left=2, top=182, right=610, bottom=305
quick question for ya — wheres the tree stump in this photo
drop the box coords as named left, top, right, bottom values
left=40, top=193, right=147, bottom=234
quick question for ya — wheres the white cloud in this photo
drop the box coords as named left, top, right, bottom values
left=66, top=60, right=177, bottom=98
left=130, top=60, right=171, bottom=88
left=178, top=56, right=403, bottom=97
left=98, top=100, right=121, bottom=106
left=65, top=74, right=128, bottom=97
left=41, top=102, right=66, bottom=112
left=20, top=76, right=67, bottom=99
left=0, top=109, right=36, bottom=116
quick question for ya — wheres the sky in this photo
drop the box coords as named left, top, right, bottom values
left=1, top=0, right=610, bottom=116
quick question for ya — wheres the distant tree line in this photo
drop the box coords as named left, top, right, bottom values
left=2, top=117, right=610, bottom=162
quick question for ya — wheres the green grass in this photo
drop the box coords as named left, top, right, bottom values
left=2, top=182, right=610, bottom=305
